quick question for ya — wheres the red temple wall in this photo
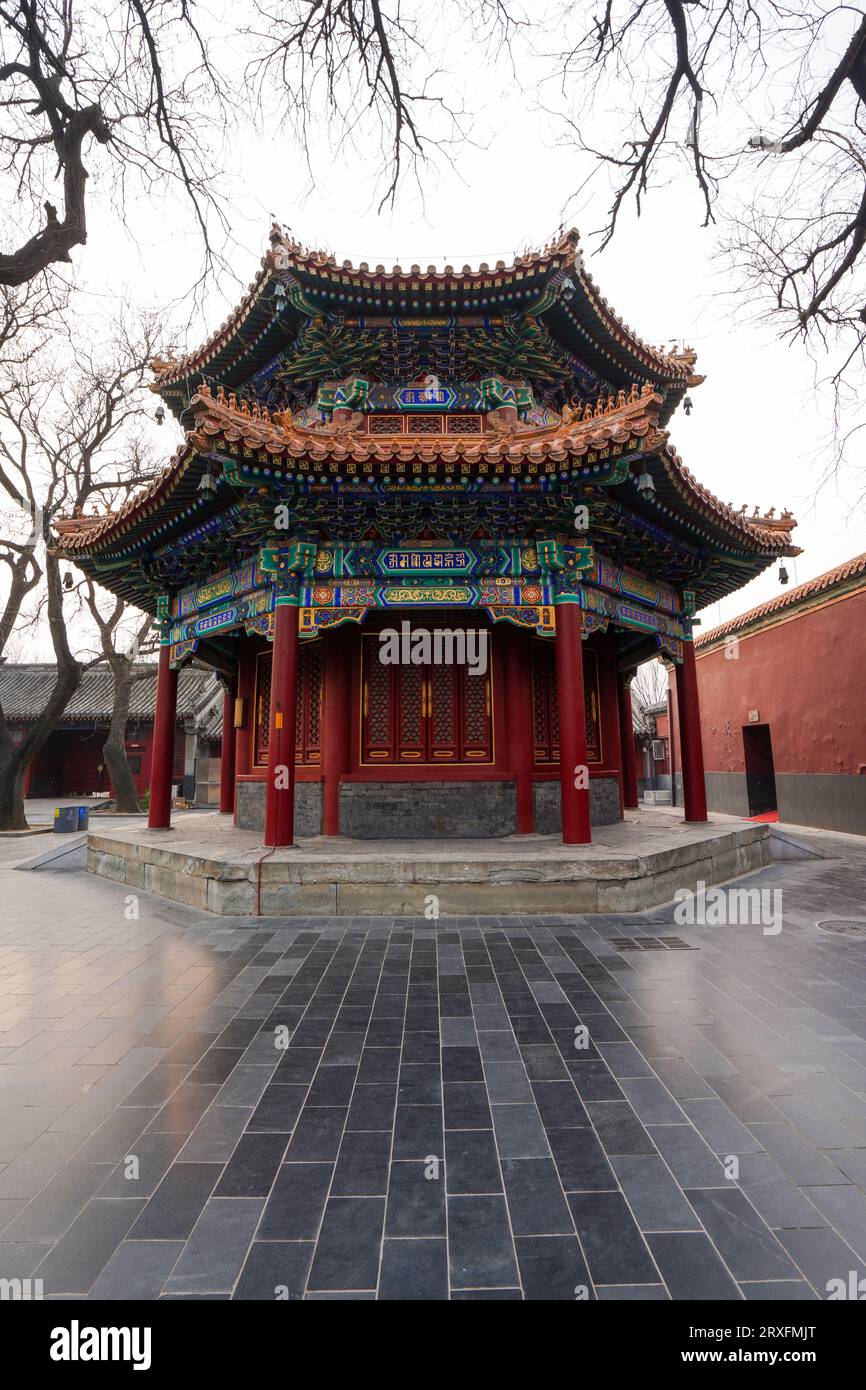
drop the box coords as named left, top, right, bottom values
left=20, top=720, right=184, bottom=799
left=692, top=588, right=866, bottom=776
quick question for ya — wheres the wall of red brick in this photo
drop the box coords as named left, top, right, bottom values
left=693, top=588, right=866, bottom=775
left=21, top=720, right=186, bottom=798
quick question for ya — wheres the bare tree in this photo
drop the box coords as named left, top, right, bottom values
left=246, top=4, right=864, bottom=461
left=544, top=6, right=864, bottom=335
left=82, top=582, right=155, bottom=814
left=0, top=0, right=237, bottom=288
left=0, top=310, right=167, bottom=828
left=631, top=658, right=669, bottom=738
left=249, top=0, right=467, bottom=210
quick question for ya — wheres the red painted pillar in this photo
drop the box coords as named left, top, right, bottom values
left=233, top=634, right=254, bottom=820
left=322, top=629, right=352, bottom=835
left=504, top=624, right=535, bottom=833
left=264, top=598, right=300, bottom=847
left=554, top=601, right=591, bottom=845
left=148, top=643, right=178, bottom=830
left=618, top=674, right=640, bottom=810
left=598, top=638, right=624, bottom=818
left=675, top=639, right=708, bottom=822
left=219, top=680, right=237, bottom=814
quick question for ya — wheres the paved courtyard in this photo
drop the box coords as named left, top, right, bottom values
left=1, top=827, right=866, bottom=1299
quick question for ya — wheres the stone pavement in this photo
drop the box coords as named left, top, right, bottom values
left=0, top=830, right=865, bottom=1299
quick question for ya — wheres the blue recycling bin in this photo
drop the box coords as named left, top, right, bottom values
left=54, top=805, right=89, bottom=833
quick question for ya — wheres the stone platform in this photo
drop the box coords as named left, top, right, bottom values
left=86, top=808, right=772, bottom=916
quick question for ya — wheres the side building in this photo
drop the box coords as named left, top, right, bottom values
left=0, top=663, right=223, bottom=803
left=670, top=553, right=866, bottom=834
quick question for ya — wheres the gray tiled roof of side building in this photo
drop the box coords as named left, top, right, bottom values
left=0, top=662, right=223, bottom=728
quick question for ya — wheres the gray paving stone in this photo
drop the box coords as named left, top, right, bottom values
left=5, top=832, right=866, bottom=1299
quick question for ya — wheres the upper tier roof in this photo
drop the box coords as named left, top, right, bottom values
left=149, top=226, right=703, bottom=413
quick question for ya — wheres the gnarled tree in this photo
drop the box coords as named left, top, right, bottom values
left=0, top=309, right=166, bottom=827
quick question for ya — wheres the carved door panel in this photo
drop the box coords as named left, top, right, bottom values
left=428, top=662, right=459, bottom=763
left=361, top=631, right=493, bottom=765
left=362, top=642, right=393, bottom=764
left=254, top=650, right=272, bottom=767
left=531, top=639, right=601, bottom=765
left=397, top=662, right=425, bottom=762
left=253, top=642, right=322, bottom=768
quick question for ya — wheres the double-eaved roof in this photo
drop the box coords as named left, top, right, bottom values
left=52, top=225, right=799, bottom=617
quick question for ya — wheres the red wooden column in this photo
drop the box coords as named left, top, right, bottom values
left=233, top=633, right=254, bottom=821
left=503, top=624, right=535, bottom=833
left=219, top=678, right=237, bottom=814
left=675, top=638, right=708, bottom=822
left=554, top=599, right=591, bottom=845
left=264, top=595, right=300, bottom=847
left=322, top=627, right=352, bottom=836
left=618, top=673, right=640, bottom=810
left=148, top=642, right=178, bottom=830
left=598, top=636, right=625, bottom=818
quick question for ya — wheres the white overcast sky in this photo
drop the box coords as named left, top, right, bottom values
left=14, top=2, right=866, bottom=655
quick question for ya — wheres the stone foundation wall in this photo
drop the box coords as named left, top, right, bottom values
left=704, top=770, right=866, bottom=834
left=233, top=775, right=627, bottom=837
left=533, top=777, right=621, bottom=833
left=339, top=781, right=516, bottom=838
left=235, top=779, right=323, bottom=836
left=86, top=819, right=772, bottom=916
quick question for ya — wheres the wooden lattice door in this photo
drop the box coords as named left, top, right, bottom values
left=253, top=642, right=322, bottom=768
left=531, top=638, right=601, bottom=765
left=361, top=631, right=492, bottom=765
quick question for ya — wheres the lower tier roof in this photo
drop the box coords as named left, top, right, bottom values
left=53, top=388, right=798, bottom=615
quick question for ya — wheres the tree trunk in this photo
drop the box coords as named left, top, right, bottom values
left=0, top=748, right=30, bottom=830
left=0, top=657, right=82, bottom=829
left=102, top=657, right=142, bottom=814
left=0, top=553, right=84, bottom=829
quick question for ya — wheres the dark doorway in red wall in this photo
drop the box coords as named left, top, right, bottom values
left=742, top=723, right=777, bottom=817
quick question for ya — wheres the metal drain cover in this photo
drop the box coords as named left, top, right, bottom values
left=817, top=919, right=866, bottom=939
left=611, top=936, right=697, bottom=952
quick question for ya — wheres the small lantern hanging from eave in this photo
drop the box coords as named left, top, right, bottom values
left=683, top=395, right=694, bottom=416
left=778, top=562, right=789, bottom=585
left=635, top=466, right=656, bottom=499
left=197, top=466, right=218, bottom=497
left=155, top=405, right=165, bottom=425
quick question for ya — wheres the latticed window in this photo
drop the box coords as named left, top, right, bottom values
left=531, top=639, right=602, bottom=764
left=253, top=642, right=322, bottom=768
left=369, top=414, right=402, bottom=434
left=361, top=629, right=493, bottom=764
left=406, top=415, right=444, bottom=434
left=365, top=412, right=484, bottom=435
